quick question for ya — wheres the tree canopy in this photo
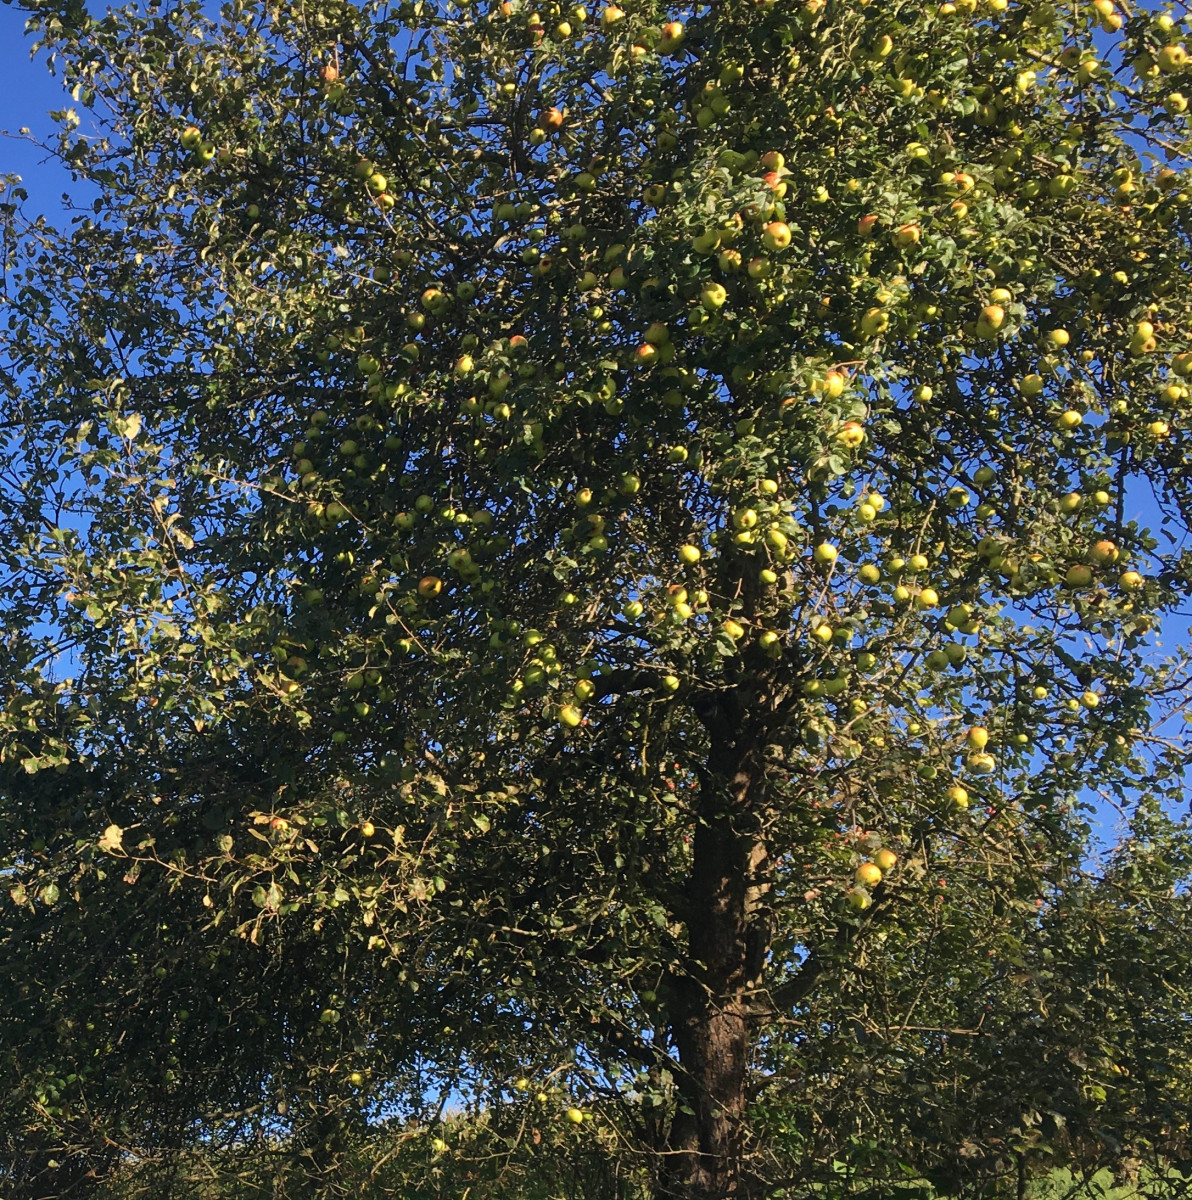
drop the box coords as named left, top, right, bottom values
left=3, top=0, right=1192, bottom=1196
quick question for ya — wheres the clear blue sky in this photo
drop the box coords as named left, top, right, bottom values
left=0, top=11, right=81, bottom=206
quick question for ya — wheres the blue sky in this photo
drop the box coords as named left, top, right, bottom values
left=0, top=11, right=79, bottom=204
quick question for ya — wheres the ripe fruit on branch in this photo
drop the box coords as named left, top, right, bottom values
left=1130, top=321, right=1157, bottom=355
left=855, top=861, right=882, bottom=887
left=835, top=421, right=866, bottom=449
left=761, top=221, right=792, bottom=251
left=180, top=125, right=202, bottom=150
left=421, top=287, right=450, bottom=315
left=1090, top=539, right=1119, bottom=565
left=873, top=848, right=898, bottom=872
left=538, top=107, right=564, bottom=132
left=699, top=282, right=727, bottom=310
left=559, top=705, right=584, bottom=728
left=893, top=223, right=921, bottom=248
left=813, top=543, right=838, bottom=565
left=658, top=21, right=685, bottom=53
left=860, top=307, right=889, bottom=337
left=1158, top=44, right=1189, bottom=73
left=976, top=304, right=1006, bottom=339
left=418, top=576, right=443, bottom=598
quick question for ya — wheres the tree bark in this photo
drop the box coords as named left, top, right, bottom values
left=660, top=720, right=767, bottom=1200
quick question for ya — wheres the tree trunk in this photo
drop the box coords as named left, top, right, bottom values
left=660, top=730, right=767, bottom=1200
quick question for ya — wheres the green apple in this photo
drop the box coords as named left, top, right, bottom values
left=761, top=220, right=792, bottom=251
left=700, top=282, right=728, bottom=310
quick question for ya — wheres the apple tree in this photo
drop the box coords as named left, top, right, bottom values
left=3, top=0, right=1192, bottom=1195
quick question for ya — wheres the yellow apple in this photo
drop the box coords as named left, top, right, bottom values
left=855, top=862, right=882, bottom=887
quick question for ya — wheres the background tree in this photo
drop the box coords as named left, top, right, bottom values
left=3, top=0, right=1192, bottom=1196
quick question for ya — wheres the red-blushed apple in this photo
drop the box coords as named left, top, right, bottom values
left=835, top=421, right=866, bottom=449
left=658, top=20, right=684, bottom=53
